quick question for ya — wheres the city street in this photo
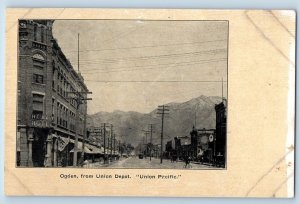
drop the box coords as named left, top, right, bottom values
left=86, top=156, right=217, bottom=169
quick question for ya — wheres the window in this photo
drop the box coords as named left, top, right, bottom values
left=34, top=24, right=37, bottom=41
left=33, top=74, right=44, bottom=84
left=32, top=94, right=44, bottom=112
left=32, top=94, right=43, bottom=103
left=52, top=98, right=55, bottom=115
left=57, top=102, right=59, bottom=124
left=52, top=65, right=56, bottom=90
left=41, top=27, right=44, bottom=43
left=32, top=53, right=45, bottom=61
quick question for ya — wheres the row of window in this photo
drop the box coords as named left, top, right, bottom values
left=31, top=54, right=86, bottom=118
left=53, top=64, right=79, bottom=109
left=55, top=101, right=84, bottom=135
left=30, top=93, right=84, bottom=134
left=56, top=102, right=76, bottom=131
left=31, top=58, right=80, bottom=110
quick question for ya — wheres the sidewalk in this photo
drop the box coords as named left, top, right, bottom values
left=85, top=158, right=127, bottom=168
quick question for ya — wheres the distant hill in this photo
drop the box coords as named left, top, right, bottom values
left=87, top=95, right=222, bottom=147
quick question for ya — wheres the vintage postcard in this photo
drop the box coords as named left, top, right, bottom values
left=4, top=9, right=295, bottom=197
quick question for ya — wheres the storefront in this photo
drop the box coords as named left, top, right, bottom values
left=17, top=125, right=54, bottom=167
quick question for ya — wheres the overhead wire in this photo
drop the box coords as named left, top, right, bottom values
left=63, top=39, right=227, bottom=53
left=71, top=48, right=226, bottom=65
left=81, top=58, right=227, bottom=75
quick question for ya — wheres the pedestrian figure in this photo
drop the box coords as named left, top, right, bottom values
left=172, top=155, right=177, bottom=163
left=184, top=155, right=192, bottom=168
left=188, top=156, right=192, bottom=168
left=184, top=155, right=188, bottom=168
left=82, top=159, right=89, bottom=168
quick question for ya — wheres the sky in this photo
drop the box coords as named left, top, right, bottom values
left=52, top=20, right=228, bottom=114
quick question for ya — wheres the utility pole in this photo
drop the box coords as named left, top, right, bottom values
left=67, top=90, right=92, bottom=167
left=195, top=105, right=198, bottom=129
left=67, top=33, right=93, bottom=167
left=108, top=137, right=110, bottom=154
left=77, top=33, right=80, bottom=73
left=142, top=129, right=150, bottom=157
left=74, top=102, right=80, bottom=166
left=82, top=100, right=88, bottom=163
left=113, top=134, right=116, bottom=156
left=91, top=127, right=102, bottom=147
left=157, top=105, right=169, bottom=164
left=149, top=124, right=154, bottom=161
left=110, top=124, right=113, bottom=159
left=68, top=92, right=92, bottom=167
left=102, top=123, right=110, bottom=164
left=222, top=77, right=224, bottom=102
left=143, top=137, right=145, bottom=156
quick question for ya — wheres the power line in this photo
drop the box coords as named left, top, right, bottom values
left=81, top=56, right=227, bottom=73
left=73, top=48, right=227, bottom=65
left=81, top=58, right=227, bottom=74
left=63, top=39, right=227, bottom=53
left=83, top=80, right=227, bottom=83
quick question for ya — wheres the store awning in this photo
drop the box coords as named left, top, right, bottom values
left=86, top=144, right=103, bottom=154
left=58, top=136, right=70, bottom=151
left=70, top=142, right=106, bottom=154
left=70, top=146, right=93, bottom=154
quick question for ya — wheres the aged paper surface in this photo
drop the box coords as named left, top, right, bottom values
left=5, top=9, right=295, bottom=197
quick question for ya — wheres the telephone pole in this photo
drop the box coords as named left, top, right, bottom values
left=113, top=133, right=116, bottom=157
left=67, top=90, right=92, bottom=167
left=142, top=129, right=150, bottom=157
left=157, top=105, right=169, bottom=163
left=91, top=127, right=102, bottom=148
left=110, top=124, right=113, bottom=159
left=222, top=77, right=224, bottom=102
left=108, top=137, right=110, bottom=158
left=82, top=100, right=88, bottom=163
left=149, top=124, right=154, bottom=161
left=102, top=123, right=110, bottom=164
left=77, top=33, right=80, bottom=73
left=67, top=33, right=93, bottom=167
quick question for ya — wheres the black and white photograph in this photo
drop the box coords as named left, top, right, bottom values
left=17, top=19, right=228, bottom=169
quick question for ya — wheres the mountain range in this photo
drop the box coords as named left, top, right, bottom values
left=87, top=95, right=222, bottom=147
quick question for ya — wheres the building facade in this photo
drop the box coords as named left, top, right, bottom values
left=17, top=20, right=89, bottom=167
left=215, top=100, right=227, bottom=166
left=173, top=136, right=192, bottom=159
left=164, top=128, right=216, bottom=163
left=190, top=128, right=216, bottom=162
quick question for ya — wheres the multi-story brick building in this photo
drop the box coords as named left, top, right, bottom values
left=17, top=20, right=89, bottom=167
left=215, top=99, right=227, bottom=166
